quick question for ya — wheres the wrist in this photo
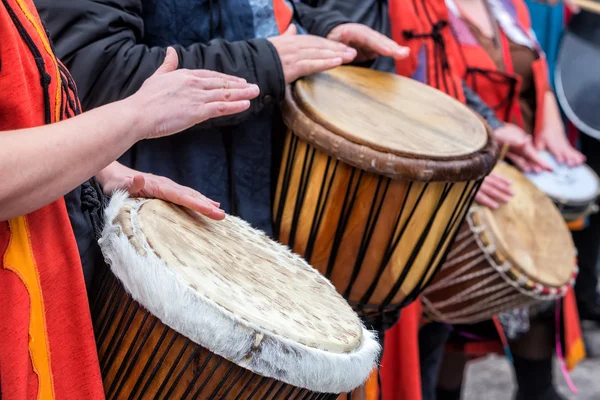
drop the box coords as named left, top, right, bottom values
left=116, top=96, right=153, bottom=142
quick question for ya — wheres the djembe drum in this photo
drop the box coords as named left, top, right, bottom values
left=275, top=66, right=498, bottom=325
left=93, top=192, right=379, bottom=400
left=525, top=150, right=600, bottom=226
left=422, top=162, right=578, bottom=324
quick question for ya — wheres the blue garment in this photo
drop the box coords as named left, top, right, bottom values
left=524, top=0, right=565, bottom=88
left=126, top=0, right=291, bottom=235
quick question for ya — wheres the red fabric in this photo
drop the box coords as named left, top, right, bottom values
left=0, top=0, right=104, bottom=398
left=450, top=0, right=550, bottom=136
left=273, top=0, right=293, bottom=34
left=28, top=203, right=104, bottom=398
left=388, top=0, right=467, bottom=103
left=380, top=300, right=423, bottom=400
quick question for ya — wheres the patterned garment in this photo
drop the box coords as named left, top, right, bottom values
left=446, top=0, right=541, bottom=52
left=0, top=0, right=104, bottom=398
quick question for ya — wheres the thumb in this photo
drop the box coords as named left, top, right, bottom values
left=126, top=175, right=146, bottom=195
left=282, top=24, right=297, bottom=36
left=155, top=47, right=179, bottom=75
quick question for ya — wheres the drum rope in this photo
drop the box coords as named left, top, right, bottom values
left=304, top=157, right=339, bottom=262
left=397, top=180, right=482, bottom=307
left=275, top=135, right=483, bottom=330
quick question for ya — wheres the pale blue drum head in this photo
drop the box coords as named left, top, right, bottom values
left=524, top=151, right=599, bottom=213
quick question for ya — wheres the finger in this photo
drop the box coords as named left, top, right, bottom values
left=283, top=24, right=297, bottom=36
left=481, top=182, right=512, bottom=203
left=297, top=35, right=354, bottom=53
left=127, top=175, right=146, bottom=194
left=487, top=173, right=512, bottom=188
left=348, top=29, right=410, bottom=59
left=155, top=47, right=179, bottom=75
left=522, top=145, right=553, bottom=171
left=145, top=179, right=225, bottom=219
left=507, top=152, right=532, bottom=172
left=295, top=47, right=356, bottom=62
left=192, top=78, right=257, bottom=90
left=190, top=69, right=248, bottom=83
left=475, top=191, right=499, bottom=210
left=485, top=175, right=513, bottom=196
left=293, top=57, right=344, bottom=78
left=199, top=100, right=252, bottom=120
left=201, top=86, right=261, bottom=103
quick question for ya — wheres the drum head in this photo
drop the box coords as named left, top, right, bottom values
left=481, top=163, right=576, bottom=287
left=293, top=66, right=487, bottom=159
left=100, top=193, right=379, bottom=393
left=524, top=151, right=599, bottom=204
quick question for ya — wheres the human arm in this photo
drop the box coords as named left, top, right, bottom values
left=35, top=0, right=283, bottom=121
left=0, top=50, right=259, bottom=220
left=295, top=2, right=408, bottom=62
left=463, top=82, right=551, bottom=172
left=534, top=91, right=586, bottom=166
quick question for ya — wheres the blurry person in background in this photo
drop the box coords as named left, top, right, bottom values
left=556, top=6, right=600, bottom=324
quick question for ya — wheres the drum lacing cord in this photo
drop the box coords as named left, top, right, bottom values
left=81, top=178, right=107, bottom=240
left=421, top=208, right=574, bottom=325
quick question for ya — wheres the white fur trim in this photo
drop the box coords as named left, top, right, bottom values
left=98, top=191, right=380, bottom=394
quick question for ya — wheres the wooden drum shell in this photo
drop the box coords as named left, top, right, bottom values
left=92, top=270, right=337, bottom=400
left=274, top=131, right=481, bottom=319
left=275, top=68, right=498, bottom=324
left=421, top=216, right=538, bottom=324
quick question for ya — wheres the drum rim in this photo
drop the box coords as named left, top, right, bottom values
left=421, top=209, right=576, bottom=324
left=282, top=76, right=499, bottom=183
left=525, top=151, right=600, bottom=205
left=99, top=192, right=380, bottom=394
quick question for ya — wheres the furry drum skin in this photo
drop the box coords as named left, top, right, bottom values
left=94, top=192, right=379, bottom=400
left=275, top=66, right=498, bottom=326
left=422, top=162, right=578, bottom=324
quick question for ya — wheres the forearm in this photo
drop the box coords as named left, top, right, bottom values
left=542, top=90, right=564, bottom=132
left=0, top=101, right=140, bottom=220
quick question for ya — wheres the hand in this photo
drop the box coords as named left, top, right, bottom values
left=535, top=126, right=586, bottom=167
left=474, top=173, right=513, bottom=210
left=126, top=47, right=260, bottom=140
left=97, top=162, right=225, bottom=220
left=268, top=24, right=357, bottom=84
left=326, top=23, right=410, bottom=63
left=494, top=123, right=552, bottom=173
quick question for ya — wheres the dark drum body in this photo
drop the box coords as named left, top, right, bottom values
left=92, top=270, right=338, bottom=400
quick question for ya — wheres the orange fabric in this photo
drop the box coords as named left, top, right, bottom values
left=380, top=300, right=423, bottom=400
left=3, top=217, right=56, bottom=399
left=450, top=0, right=550, bottom=136
left=0, top=0, right=104, bottom=398
left=563, top=288, right=586, bottom=370
left=388, top=0, right=467, bottom=103
left=364, top=370, right=380, bottom=400
left=272, top=0, right=293, bottom=34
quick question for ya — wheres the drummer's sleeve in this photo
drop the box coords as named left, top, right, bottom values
left=34, top=0, right=285, bottom=125
left=293, top=2, right=351, bottom=37
left=462, top=82, right=504, bottom=130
